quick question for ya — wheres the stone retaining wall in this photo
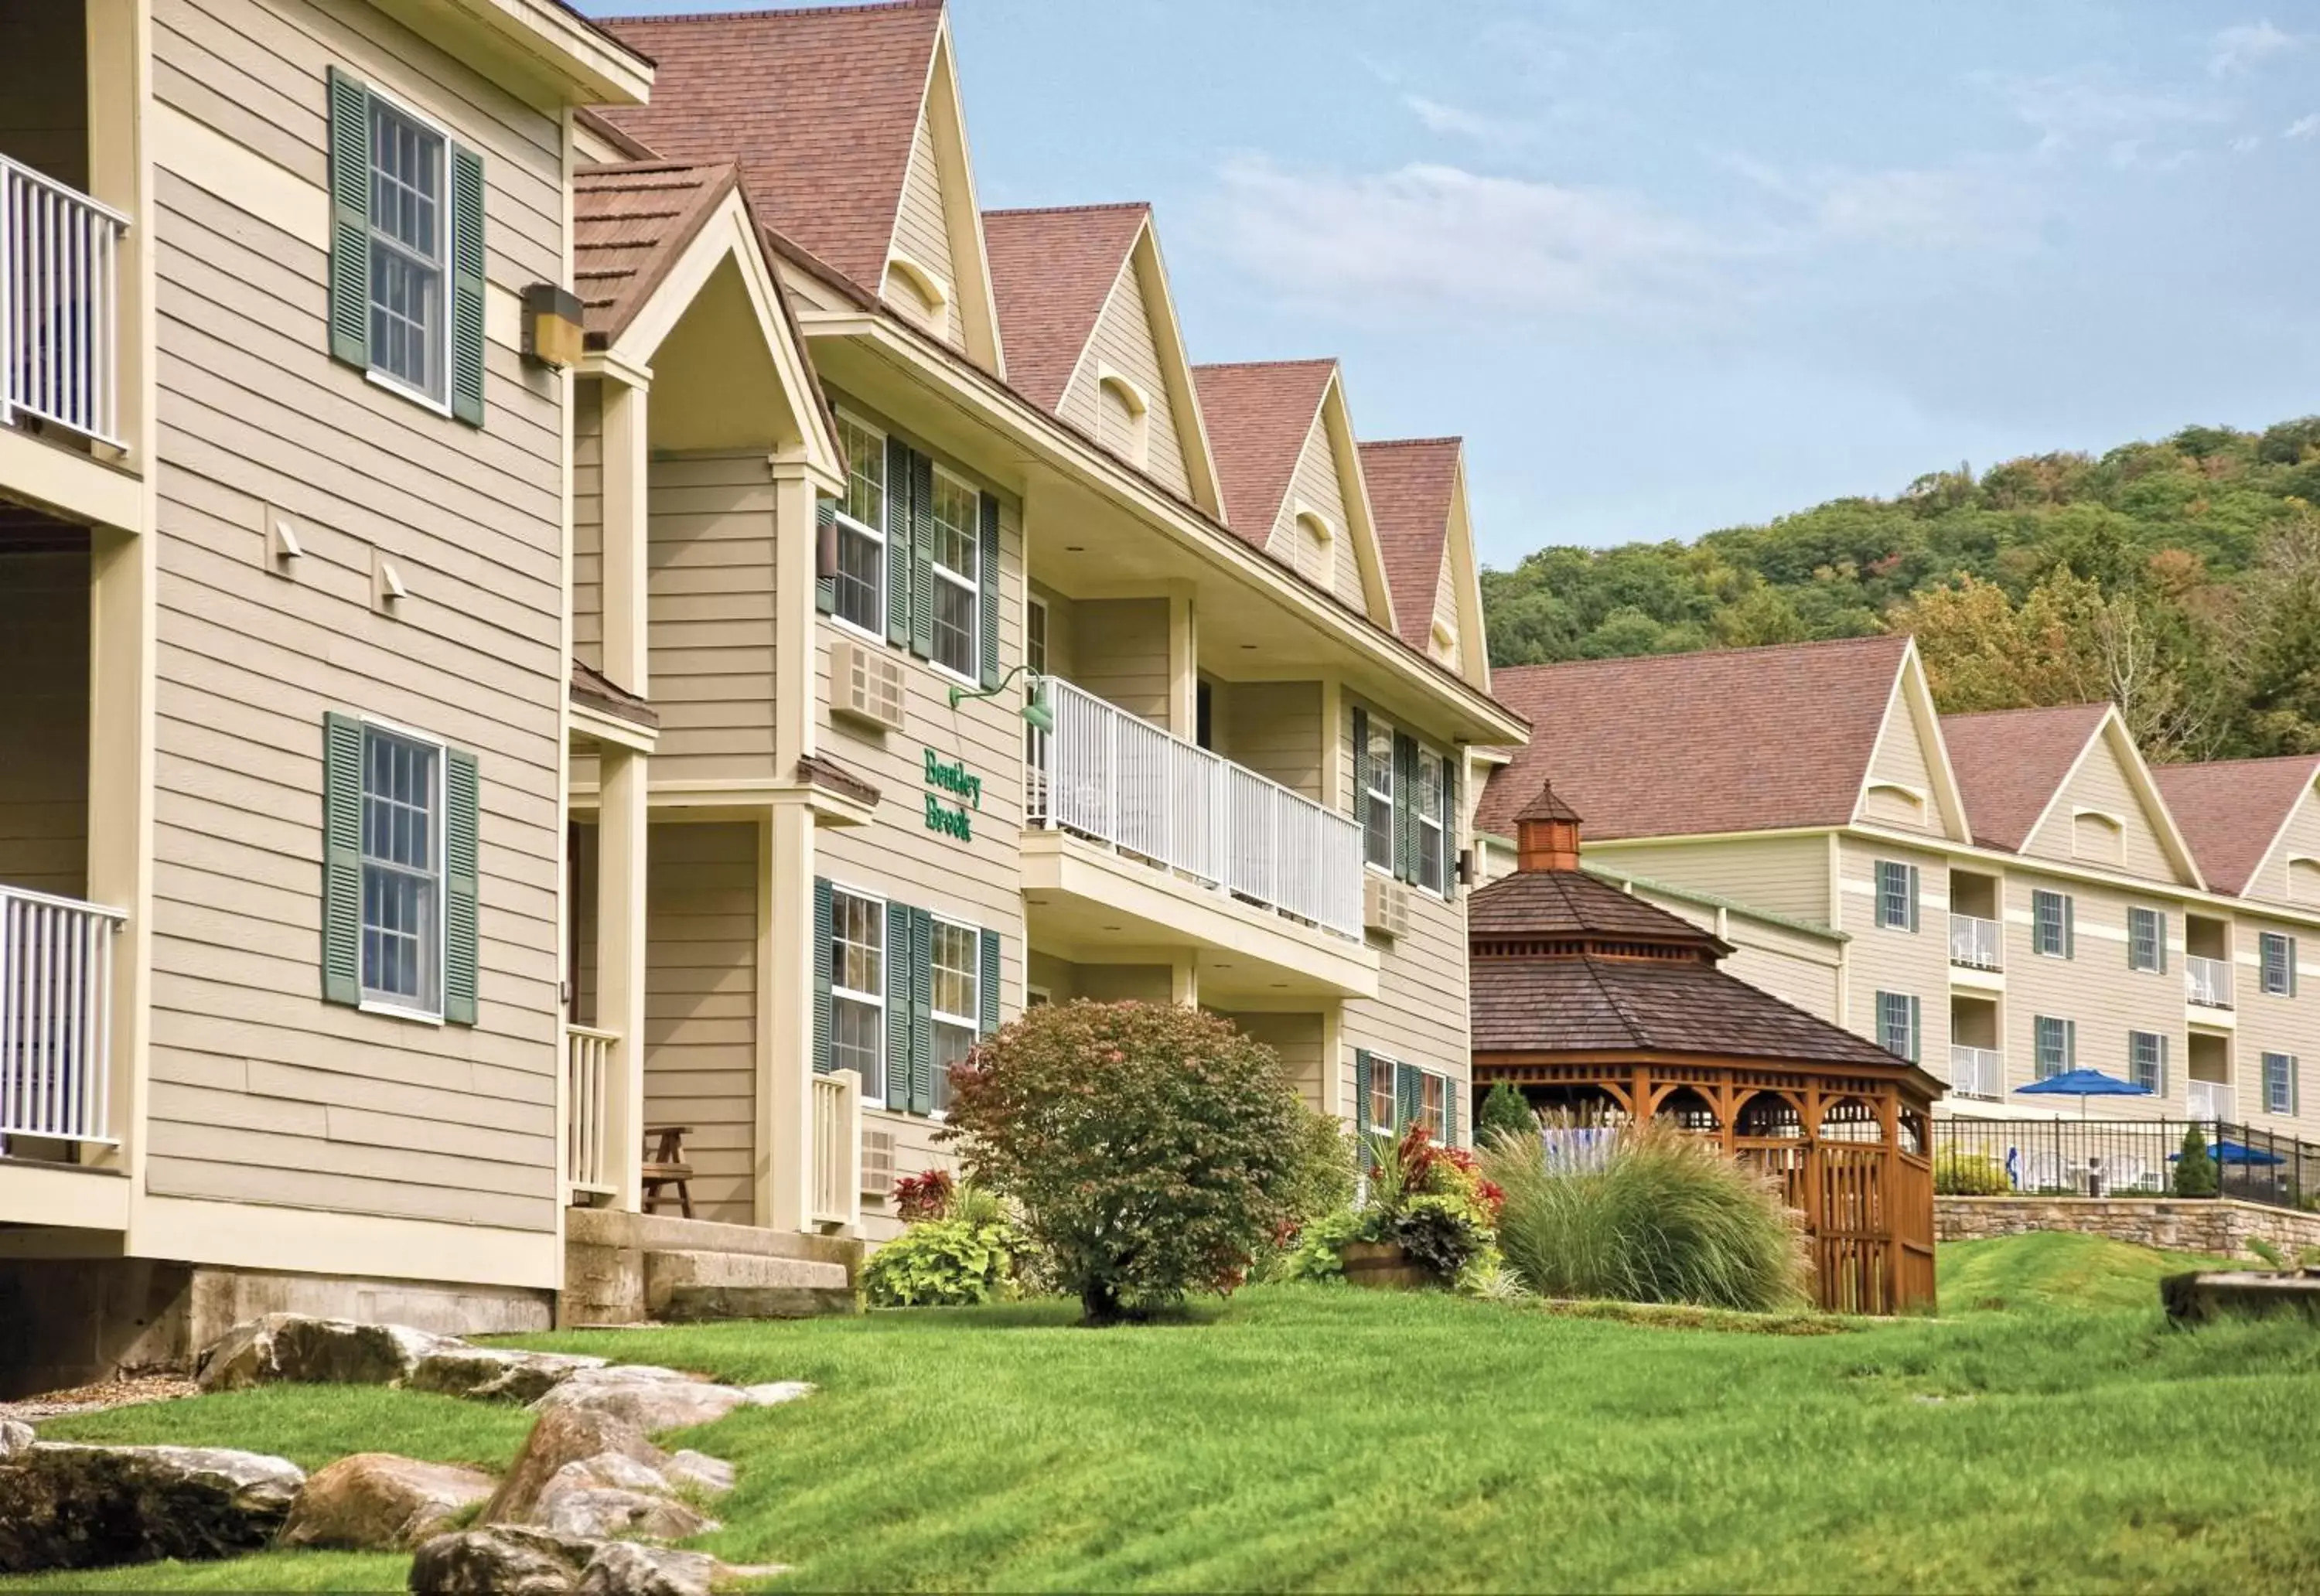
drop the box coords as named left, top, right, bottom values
left=1936, top=1196, right=2320, bottom=1258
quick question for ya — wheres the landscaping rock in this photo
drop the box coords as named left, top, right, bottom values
left=661, top=1449, right=734, bottom=1495
left=408, top=1345, right=609, bottom=1405
left=0, top=1443, right=305, bottom=1574
left=0, top=1420, right=33, bottom=1461
left=408, top=1523, right=599, bottom=1594
left=533, top=1366, right=752, bottom=1433
left=196, top=1314, right=445, bottom=1393
left=537, top=1478, right=717, bottom=1543
left=574, top=1541, right=725, bottom=1596
left=486, top=1407, right=669, bottom=1526
left=741, top=1381, right=815, bottom=1409
left=279, top=1451, right=496, bottom=1551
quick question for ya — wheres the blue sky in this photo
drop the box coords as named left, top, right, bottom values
left=582, top=2, right=2320, bottom=564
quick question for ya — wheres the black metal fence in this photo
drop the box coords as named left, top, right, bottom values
left=1930, top=1117, right=2318, bottom=1213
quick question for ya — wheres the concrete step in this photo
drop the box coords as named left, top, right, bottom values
left=566, top=1206, right=861, bottom=1270
left=642, top=1247, right=849, bottom=1314
left=660, top=1284, right=861, bottom=1322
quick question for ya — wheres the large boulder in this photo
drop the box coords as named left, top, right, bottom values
left=485, top=1407, right=669, bottom=1526
left=0, top=1443, right=304, bottom=1574
left=0, top=1420, right=33, bottom=1462
left=408, top=1524, right=599, bottom=1594
left=575, top=1541, right=790, bottom=1596
left=278, top=1452, right=496, bottom=1551
left=408, top=1345, right=608, bottom=1405
left=535, top=1472, right=717, bottom=1543
left=534, top=1367, right=814, bottom=1434
left=196, top=1314, right=445, bottom=1393
left=660, top=1450, right=734, bottom=1496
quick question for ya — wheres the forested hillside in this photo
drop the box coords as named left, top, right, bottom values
left=1482, top=419, right=2320, bottom=762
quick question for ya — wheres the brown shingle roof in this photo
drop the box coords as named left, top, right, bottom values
left=1939, top=703, right=2111, bottom=852
left=1191, top=360, right=1335, bottom=541
left=1469, top=955, right=1910, bottom=1068
left=573, top=161, right=738, bottom=344
left=2152, top=754, right=2320, bottom=896
left=1476, top=636, right=1912, bottom=842
left=982, top=204, right=1148, bottom=414
left=571, top=660, right=657, bottom=728
left=1468, top=868, right=1727, bottom=950
left=1359, top=438, right=1460, bottom=651
left=595, top=3, right=943, bottom=298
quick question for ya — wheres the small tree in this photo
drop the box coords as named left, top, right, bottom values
left=1477, top=1082, right=1539, bottom=1147
left=2174, top=1123, right=2219, bottom=1198
left=940, top=1000, right=1321, bottom=1324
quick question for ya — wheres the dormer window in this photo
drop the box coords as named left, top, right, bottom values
left=1096, top=367, right=1150, bottom=468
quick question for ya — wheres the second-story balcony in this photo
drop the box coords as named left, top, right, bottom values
left=2187, top=1079, right=2231, bottom=1119
left=1949, top=1045, right=2004, bottom=1101
left=2, top=154, right=128, bottom=452
left=2186, top=955, right=2233, bottom=1010
left=1949, top=913, right=2001, bottom=973
left=1022, top=675, right=1377, bottom=1001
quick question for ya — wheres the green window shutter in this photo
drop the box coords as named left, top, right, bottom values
left=978, top=926, right=1000, bottom=1035
left=1445, top=1077, right=1460, bottom=1147
left=810, top=878, right=833, bottom=1073
left=1906, top=865, right=1920, bottom=933
left=814, top=496, right=838, bottom=615
left=1353, top=1048, right=1373, bottom=1134
left=320, top=712, right=363, bottom=1005
left=2292, top=937, right=2301, bottom=998
left=442, top=748, right=479, bottom=1025
left=1441, top=755, right=1459, bottom=902
left=977, top=491, right=1001, bottom=689
left=885, top=435, right=913, bottom=646
left=2062, top=897, right=2075, bottom=960
left=1907, top=995, right=1922, bottom=1065
left=2158, top=913, right=2169, bottom=975
left=2065, top=1019, right=2076, bottom=1070
left=448, top=142, right=486, bottom=428
left=908, top=906, right=933, bottom=1114
left=1349, top=707, right=1368, bottom=817
left=909, top=448, right=936, bottom=659
left=1394, top=732, right=1418, bottom=884
left=325, top=68, right=371, bottom=370
left=2159, top=1035, right=2170, bottom=1096
left=882, top=899, right=911, bottom=1100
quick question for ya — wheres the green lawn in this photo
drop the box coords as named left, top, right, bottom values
left=14, top=1234, right=2320, bottom=1594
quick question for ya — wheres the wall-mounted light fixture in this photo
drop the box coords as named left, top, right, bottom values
left=947, top=663, right=1053, bottom=732
left=521, top=284, right=585, bottom=369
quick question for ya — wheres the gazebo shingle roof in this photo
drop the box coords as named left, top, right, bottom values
left=1469, top=956, right=1909, bottom=1068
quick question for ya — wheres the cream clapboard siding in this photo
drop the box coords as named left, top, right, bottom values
left=648, top=452, right=779, bottom=784
left=2245, top=783, right=2320, bottom=906
left=144, top=0, right=566, bottom=1235
left=1333, top=695, right=1469, bottom=1129
left=0, top=2, right=87, bottom=189
left=1216, top=1010, right=1325, bottom=1113
left=1055, top=254, right=1192, bottom=500
left=2021, top=735, right=2185, bottom=883
left=1612, top=881, right=1844, bottom=1022
left=1068, top=597, right=1170, bottom=722
left=643, top=821, right=758, bottom=1226
left=1834, top=837, right=1950, bottom=1071
left=1267, top=417, right=1360, bottom=607
left=1215, top=680, right=1323, bottom=800
left=1021, top=954, right=1168, bottom=1004
left=1584, top=834, right=1834, bottom=926
left=571, top=381, right=602, bottom=675
left=1027, top=584, right=1076, bottom=683
left=882, top=102, right=958, bottom=348
left=0, top=550, right=90, bottom=899
left=1428, top=550, right=1461, bottom=671
left=815, top=399, right=1026, bottom=1203
left=1860, top=688, right=1946, bottom=834
left=2230, top=905, right=2318, bottom=1136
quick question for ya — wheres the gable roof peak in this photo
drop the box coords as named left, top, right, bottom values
left=1939, top=701, right=2115, bottom=853
left=2152, top=752, right=2320, bottom=895
left=982, top=204, right=1152, bottom=412
left=984, top=200, right=1151, bottom=219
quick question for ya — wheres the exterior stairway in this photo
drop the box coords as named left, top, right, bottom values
left=563, top=1208, right=861, bottom=1326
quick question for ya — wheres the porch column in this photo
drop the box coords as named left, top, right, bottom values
left=770, top=458, right=819, bottom=770
left=1169, top=953, right=1198, bottom=1007
left=1166, top=586, right=1196, bottom=740
left=600, top=377, right=650, bottom=694
left=595, top=744, right=648, bottom=1212
left=758, top=800, right=817, bottom=1233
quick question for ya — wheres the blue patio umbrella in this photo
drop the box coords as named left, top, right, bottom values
left=2170, top=1139, right=2287, bottom=1168
left=2015, top=1068, right=2155, bottom=1117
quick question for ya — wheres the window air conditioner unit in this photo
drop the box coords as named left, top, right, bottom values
left=830, top=638, right=906, bottom=732
left=860, top=1127, right=896, bottom=1198
left=1365, top=875, right=1411, bottom=940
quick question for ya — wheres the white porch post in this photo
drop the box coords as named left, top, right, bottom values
left=595, top=745, right=648, bottom=1212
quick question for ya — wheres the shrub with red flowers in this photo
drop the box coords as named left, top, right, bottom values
left=939, top=999, right=1329, bottom=1324
left=892, top=1168, right=956, bottom=1223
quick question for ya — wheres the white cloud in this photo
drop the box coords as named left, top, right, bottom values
left=2209, top=20, right=2300, bottom=77
left=1402, top=94, right=1533, bottom=147
left=1713, top=152, right=2034, bottom=253
left=2233, top=133, right=2264, bottom=153
left=1984, top=68, right=2226, bottom=161
left=2287, top=112, right=2320, bottom=138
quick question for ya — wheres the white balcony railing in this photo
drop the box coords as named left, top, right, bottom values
left=2188, top=1079, right=2231, bottom=1119
left=810, top=1067, right=861, bottom=1233
left=2186, top=955, right=2233, bottom=1009
left=1028, top=676, right=1365, bottom=940
left=2, top=157, right=130, bottom=448
left=0, top=886, right=125, bottom=1145
left=1949, top=913, right=2001, bottom=971
left=563, top=1025, right=619, bottom=1202
left=1950, top=1045, right=2004, bottom=1101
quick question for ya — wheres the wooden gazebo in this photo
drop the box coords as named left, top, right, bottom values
left=1469, top=783, right=1942, bottom=1314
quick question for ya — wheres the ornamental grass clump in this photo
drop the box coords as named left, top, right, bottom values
left=940, top=999, right=1329, bottom=1324
left=1482, top=1119, right=1809, bottom=1312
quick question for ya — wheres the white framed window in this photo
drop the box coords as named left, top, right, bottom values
left=360, top=722, right=444, bottom=1015
left=831, top=413, right=887, bottom=639
left=1875, top=991, right=1919, bottom=1064
left=367, top=95, right=449, bottom=408
left=2032, top=890, right=2073, bottom=959
left=2129, top=1030, right=2166, bottom=1094
left=1414, top=747, right=1445, bottom=893
left=928, top=467, right=980, bottom=683
left=2262, top=1052, right=2298, bottom=1115
left=2034, top=1015, right=2076, bottom=1079
left=828, top=885, right=885, bottom=1106
left=1363, top=721, right=1394, bottom=872
left=1368, top=1059, right=1397, bottom=1137
left=2260, top=932, right=2298, bottom=998
left=2127, top=907, right=2166, bottom=974
left=929, top=916, right=981, bottom=1114
left=1874, top=861, right=1919, bottom=932
left=1418, top=1069, right=1445, bottom=1138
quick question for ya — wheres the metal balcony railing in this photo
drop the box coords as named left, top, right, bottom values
left=2, top=156, right=129, bottom=448
left=0, top=885, right=126, bottom=1146
left=1028, top=676, right=1365, bottom=940
left=1949, top=913, right=2001, bottom=971
left=2187, top=1079, right=2231, bottom=1120
left=2185, top=955, right=2233, bottom=1009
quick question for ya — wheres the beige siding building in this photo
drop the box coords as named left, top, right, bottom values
left=1476, top=638, right=2320, bottom=1145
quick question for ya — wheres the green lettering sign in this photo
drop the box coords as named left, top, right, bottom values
left=924, top=793, right=973, bottom=842
left=922, top=748, right=982, bottom=810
